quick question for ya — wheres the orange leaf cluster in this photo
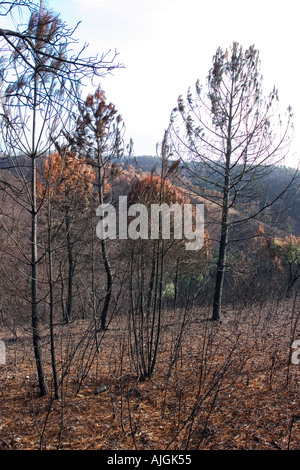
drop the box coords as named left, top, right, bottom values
left=37, top=152, right=96, bottom=206
left=253, top=225, right=283, bottom=270
left=128, top=174, right=190, bottom=207
left=254, top=225, right=300, bottom=271
left=78, top=86, right=120, bottom=142
left=127, top=174, right=211, bottom=254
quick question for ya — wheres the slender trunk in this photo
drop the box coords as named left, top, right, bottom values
left=148, top=239, right=164, bottom=379
left=30, top=67, right=48, bottom=396
left=90, top=211, right=101, bottom=350
left=174, top=258, right=180, bottom=310
left=212, top=202, right=229, bottom=320
left=97, top=162, right=112, bottom=330
left=31, top=160, right=48, bottom=396
left=147, top=172, right=165, bottom=378
left=100, top=236, right=113, bottom=330
left=212, top=93, right=233, bottom=321
left=48, top=198, right=59, bottom=399
left=65, top=213, right=73, bottom=323
left=146, top=244, right=156, bottom=315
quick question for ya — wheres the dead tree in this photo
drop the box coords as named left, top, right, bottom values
left=170, top=42, right=294, bottom=321
left=0, top=1, right=121, bottom=396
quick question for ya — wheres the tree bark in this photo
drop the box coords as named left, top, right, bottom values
left=212, top=96, right=233, bottom=321
left=31, top=153, right=48, bottom=396
left=212, top=204, right=229, bottom=320
left=98, top=165, right=112, bottom=331
left=65, top=213, right=73, bottom=323
left=47, top=198, right=59, bottom=399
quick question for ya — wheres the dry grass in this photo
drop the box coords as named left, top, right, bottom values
left=1, top=297, right=300, bottom=451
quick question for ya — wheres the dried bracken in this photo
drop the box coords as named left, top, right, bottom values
left=1, top=297, right=299, bottom=451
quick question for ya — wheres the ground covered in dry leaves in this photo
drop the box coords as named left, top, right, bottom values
left=1, top=297, right=300, bottom=451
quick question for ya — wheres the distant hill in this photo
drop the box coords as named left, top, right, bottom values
left=126, top=155, right=300, bottom=238
left=1, top=154, right=299, bottom=245
left=123, top=155, right=162, bottom=173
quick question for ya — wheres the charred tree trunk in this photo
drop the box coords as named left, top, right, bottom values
left=65, top=213, right=74, bottom=323
left=212, top=84, right=233, bottom=321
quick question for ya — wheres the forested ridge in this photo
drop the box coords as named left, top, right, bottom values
left=0, top=1, right=300, bottom=452
left=127, top=155, right=300, bottom=235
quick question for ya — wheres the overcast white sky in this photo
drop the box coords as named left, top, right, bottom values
left=17, top=0, right=300, bottom=165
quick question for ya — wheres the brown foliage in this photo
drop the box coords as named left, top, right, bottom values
left=128, top=174, right=190, bottom=207
left=37, top=151, right=96, bottom=207
left=1, top=301, right=300, bottom=450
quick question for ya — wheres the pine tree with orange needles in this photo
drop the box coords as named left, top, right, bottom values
left=0, top=0, right=121, bottom=396
left=128, top=173, right=189, bottom=207
left=63, top=85, right=130, bottom=330
left=171, top=42, right=295, bottom=321
left=38, top=151, right=96, bottom=324
left=38, top=151, right=96, bottom=207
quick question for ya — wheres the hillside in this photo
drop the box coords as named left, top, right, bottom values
left=1, top=154, right=300, bottom=452
left=125, top=155, right=298, bottom=241
left=1, top=298, right=300, bottom=450
left=0, top=155, right=295, bottom=248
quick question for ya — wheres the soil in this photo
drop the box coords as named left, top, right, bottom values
left=0, top=298, right=300, bottom=451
